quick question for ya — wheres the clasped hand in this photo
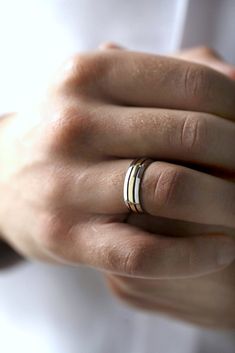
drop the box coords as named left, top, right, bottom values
left=0, top=45, right=234, bottom=328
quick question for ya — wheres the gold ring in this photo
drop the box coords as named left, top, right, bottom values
left=123, top=158, right=153, bottom=213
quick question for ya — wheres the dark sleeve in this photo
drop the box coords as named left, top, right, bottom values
left=0, top=240, right=23, bottom=270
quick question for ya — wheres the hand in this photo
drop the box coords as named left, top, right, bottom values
left=103, top=46, right=235, bottom=328
left=107, top=255, right=235, bottom=329
left=106, top=213, right=235, bottom=329
left=0, top=48, right=235, bottom=280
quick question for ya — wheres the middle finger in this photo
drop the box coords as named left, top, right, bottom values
left=93, top=105, right=235, bottom=172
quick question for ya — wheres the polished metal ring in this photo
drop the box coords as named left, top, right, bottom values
left=123, top=158, right=153, bottom=213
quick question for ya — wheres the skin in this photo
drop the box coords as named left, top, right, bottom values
left=105, top=45, right=235, bottom=329
left=0, top=45, right=235, bottom=328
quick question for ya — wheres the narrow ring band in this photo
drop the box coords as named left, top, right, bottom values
left=123, top=158, right=154, bottom=213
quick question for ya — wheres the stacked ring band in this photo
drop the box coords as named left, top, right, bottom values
left=123, top=158, right=153, bottom=213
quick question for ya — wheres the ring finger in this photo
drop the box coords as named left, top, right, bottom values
left=64, top=159, right=235, bottom=228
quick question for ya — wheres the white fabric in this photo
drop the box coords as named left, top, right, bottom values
left=0, top=1, right=234, bottom=352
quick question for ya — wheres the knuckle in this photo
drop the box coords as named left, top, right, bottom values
left=40, top=165, right=70, bottom=206
left=152, top=166, right=184, bottom=210
left=37, top=212, right=68, bottom=252
left=120, top=239, right=157, bottom=276
left=179, top=113, right=207, bottom=152
left=122, top=246, right=146, bottom=276
left=183, top=64, right=212, bottom=103
left=106, top=240, right=154, bottom=276
left=44, top=105, right=93, bottom=154
left=56, top=53, right=107, bottom=94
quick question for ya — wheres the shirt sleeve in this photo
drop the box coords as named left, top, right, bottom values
left=0, top=239, right=23, bottom=270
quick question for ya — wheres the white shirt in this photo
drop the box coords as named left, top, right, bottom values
left=0, top=1, right=234, bottom=352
